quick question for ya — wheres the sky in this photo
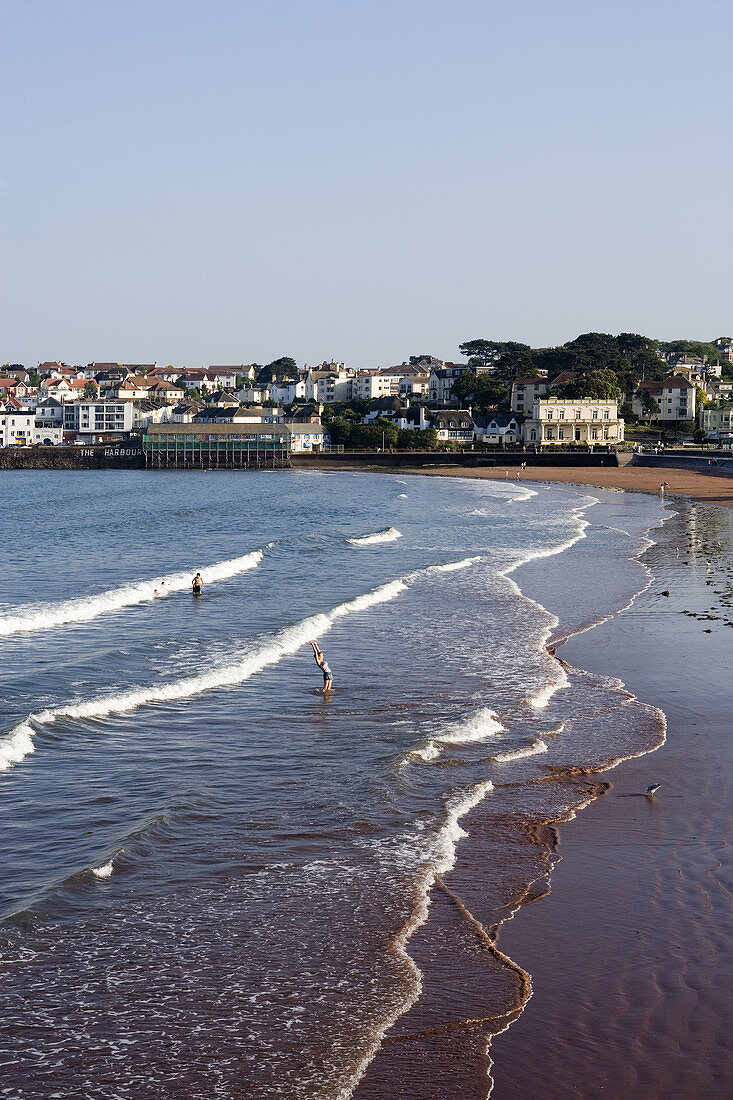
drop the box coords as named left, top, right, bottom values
left=2, top=0, right=731, bottom=369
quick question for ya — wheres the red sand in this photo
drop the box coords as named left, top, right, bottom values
left=491, top=507, right=733, bottom=1097
left=354, top=471, right=733, bottom=1098
left=416, top=462, right=733, bottom=507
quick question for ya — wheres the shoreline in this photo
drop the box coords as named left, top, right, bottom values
left=489, top=498, right=733, bottom=1096
left=354, top=487, right=733, bottom=1098
left=307, top=458, right=733, bottom=508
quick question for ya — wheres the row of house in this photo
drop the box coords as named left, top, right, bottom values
left=511, top=358, right=733, bottom=426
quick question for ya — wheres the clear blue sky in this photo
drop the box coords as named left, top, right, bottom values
left=2, top=0, right=731, bottom=369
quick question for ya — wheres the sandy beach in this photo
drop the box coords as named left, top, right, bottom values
left=489, top=498, right=733, bottom=1097
left=356, top=477, right=733, bottom=1099
left=413, top=460, right=733, bottom=508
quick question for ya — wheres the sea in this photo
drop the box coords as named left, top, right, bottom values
left=0, top=469, right=668, bottom=1099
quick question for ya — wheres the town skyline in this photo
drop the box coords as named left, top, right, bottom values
left=4, top=1, right=732, bottom=370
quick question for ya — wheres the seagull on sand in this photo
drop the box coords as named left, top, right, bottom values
left=645, top=784, right=661, bottom=797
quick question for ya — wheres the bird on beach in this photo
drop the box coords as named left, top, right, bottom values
left=645, top=784, right=661, bottom=797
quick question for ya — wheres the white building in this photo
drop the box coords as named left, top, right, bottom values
left=63, top=401, right=135, bottom=439
left=270, top=378, right=307, bottom=404
left=284, top=422, right=329, bottom=451
left=659, top=375, right=697, bottom=422
left=510, top=376, right=550, bottom=414
left=473, top=413, right=523, bottom=446
left=429, top=409, right=475, bottom=443
left=523, top=398, right=624, bottom=446
left=0, top=402, right=35, bottom=446
left=236, top=383, right=271, bottom=404
left=351, top=371, right=398, bottom=401
left=428, top=364, right=469, bottom=405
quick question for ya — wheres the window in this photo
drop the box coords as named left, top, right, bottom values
left=559, top=409, right=565, bottom=419
left=591, top=428, right=598, bottom=440
left=547, top=409, right=553, bottom=420
left=603, top=428, right=609, bottom=440
left=575, top=409, right=581, bottom=419
left=558, top=427, right=565, bottom=440
left=592, top=409, right=598, bottom=419
left=603, top=409, right=609, bottom=419
left=546, top=428, right=554, bottom=440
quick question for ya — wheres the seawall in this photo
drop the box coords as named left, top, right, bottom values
left=0, top=442, right=145, bottom=470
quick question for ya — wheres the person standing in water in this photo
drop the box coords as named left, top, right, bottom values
left=310, top=640, right=333, bottom=691
left=192, top=572, right=204, bottom=594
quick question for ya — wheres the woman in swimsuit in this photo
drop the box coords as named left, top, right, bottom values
left=310, top=640, right=333, bottom=691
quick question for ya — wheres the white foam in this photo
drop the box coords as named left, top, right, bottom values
left=491, top=737, right=548, bottom=762
left=434, top=780, right=495, bottom=875
left=0, top=578, right=407, bottom=772
left=406, top=555, right=482, bottom=583
left=91, top=861, right=114, bottom=878
left=347, top=527, right=402, bottom=546
left=411, top=707, right=503, bottom=763
left=0, top=722, right=35, bottom=770
left=526, top=666, right=568, bottom=709
left=0, top=549, right=264, bottom=638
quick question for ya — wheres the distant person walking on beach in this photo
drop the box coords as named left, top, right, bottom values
left=310, top=640, right=333, bottom=691
left=192, top=572, right=204, bottom=594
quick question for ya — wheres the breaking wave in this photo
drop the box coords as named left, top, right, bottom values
left=0, top=578, right=407, bottom=773
left=347, top=527, right=402, bottom=546
left=0, top=549, right=264, bottom=638
left=0, top=554, right=487, bottom=774
left=411, top=707, right=503, bottom=762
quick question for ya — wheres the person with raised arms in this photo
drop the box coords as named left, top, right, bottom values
left=310, top=640, right=333, bottom=691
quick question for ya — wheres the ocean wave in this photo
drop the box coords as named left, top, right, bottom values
left=411, top=707, right=503, bottom=762
left=489, top=737, right=548, bottom=762
left=0, top=578, right=407, bottom=772
left=406, top=555, right=483, bottom=582
left=347, top=527, right=403, bottom=546
left=91, top=860, right=115, bottom=879
left=434, top=781, right=495, bottom=875
left=0, top=553, right=486, bottom=774
left=0, top=549, right=264, bottom=638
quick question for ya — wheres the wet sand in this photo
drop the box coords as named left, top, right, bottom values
left=356, top=495, right=733, bottom=1098
left=416, top=461, right=733, bottom=508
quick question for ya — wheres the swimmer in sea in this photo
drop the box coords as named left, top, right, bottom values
left=310, top=640, right=333, bottom=691
left=192, top=572, right=204, bottom=594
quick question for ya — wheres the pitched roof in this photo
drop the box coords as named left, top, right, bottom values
left=663, top=374, right=696, bottom=389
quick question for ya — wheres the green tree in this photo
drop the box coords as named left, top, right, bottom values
left=458, top=339, right=503, bottom=371
left=397, top=427, right=438, bottom=450
left=554, top=369, right=623, bottom=401
left=260, top=357, right=298, bottom=382
left=642, top=393, right=660, bottom=418
left=26, top=368, right=41, bottom=387
left=451, top=370, right=508, bottom=411
left=83, top=381, right=99, bottom=399
left=323, top=416, right=351, bottom=446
